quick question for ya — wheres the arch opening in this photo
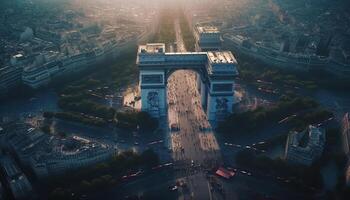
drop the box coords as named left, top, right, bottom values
left=137, top=43, right=238, bottom=123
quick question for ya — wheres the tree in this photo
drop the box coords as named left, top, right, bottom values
left=137, top=112, right=158, bottom=131
left=43, top=112, right=55, bottom=119
left=141, top=149, right=159, bottom=168
left=49, top=188, right=70, bottom=200
left=41, top=124, right=51, bottom=134
left=235, top=149, right=256, bottom=166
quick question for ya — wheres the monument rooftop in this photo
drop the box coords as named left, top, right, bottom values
left=207, top=51, right=237, bottom=64
left=197, top=26, right=219, bottom=34
left=138, top=43, right=165, bottom=54
left=137, top=44, right=238, bottom=74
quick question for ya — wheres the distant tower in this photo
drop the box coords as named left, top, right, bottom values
left=194, top=25, right=222, bottom=52
left=194, top=25, right=223, bottom=97
left=316, top=35, right=332, bottom=57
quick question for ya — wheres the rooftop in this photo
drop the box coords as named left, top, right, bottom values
left=344, top=113, right=349, bottom=127
left=207, top=51, right=237, bottom=64
left=197, top=26, right=219, bottom=34
left=138, top=43, right=165, bottom=54
left=0, top=156, right=21, bottom=178
left=290, top=125, right=325, bottom=148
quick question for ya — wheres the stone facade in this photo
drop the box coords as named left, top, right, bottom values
left=137, top=43, right=238, bottom=122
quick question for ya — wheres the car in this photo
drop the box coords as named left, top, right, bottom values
left=164, top=163, right=173, bottom=167
left=152, top=165, right=163, bottom=170
left=169, top=185, right=178, bottom=191
left=227, top=167, right=237, bottom=172
left=27, top=128, right=35, bottom=132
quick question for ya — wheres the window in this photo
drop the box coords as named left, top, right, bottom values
left=142, top=74, right=163, bottom=84
left=212, top=84, right=232, bottom=92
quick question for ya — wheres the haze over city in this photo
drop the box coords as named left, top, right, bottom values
left=0, top=0, right=350, bottom=200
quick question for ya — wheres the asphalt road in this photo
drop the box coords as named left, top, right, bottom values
left=168, top=71, right=221, bottom=166
left=165, top=18, right=226, bottom=200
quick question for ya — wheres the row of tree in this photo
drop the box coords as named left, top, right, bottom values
left=44, top=111, right=107, bottom=127
left=58, top=97, right=116, bottom=120
left=48, top=150, right=159, bottom=199
left=44, top=110, right=158, bottom=132
left=151, top=8, right=176, bottom=50
left=217, top=96, right=331, bottom=133
left=235, top=126, right=350, bottom=198
left=178, top=9, right=195, bottom=51
left=236, top=149, right=324, bottom=190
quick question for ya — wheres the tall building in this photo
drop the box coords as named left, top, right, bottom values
left=0, top=155, right=32, bottom=199
left=194, top=25, right=223, bottom=99
left=342, top=113, right=350, bottom=155
left=285, top=125, right=325, bottom=166
left=194, top=26, right=222, bottom=52
left=2, top=123, right=115, bottom=179
left=29, top=135, right=115, bottom=178
left=0, top=65, right=23, bottom=96
left=22, top=65, right=51, bottom=89
left=341, top=113, right=350, bottom=186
